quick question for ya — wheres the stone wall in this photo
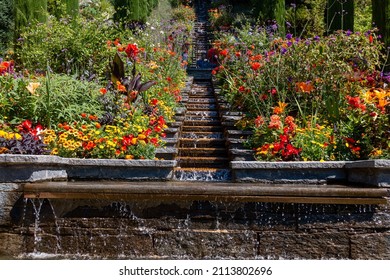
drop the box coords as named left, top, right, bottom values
left=2, top=196, right=390, bottom=259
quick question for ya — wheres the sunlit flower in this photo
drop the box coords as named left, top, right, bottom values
left=125, top=43, right=139, bottom=60
left=26, top=82, right=41, bottom=95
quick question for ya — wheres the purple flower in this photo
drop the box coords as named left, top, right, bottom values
left=314, top=35, right=320, bottom=42
left=281, top=47, right=287, bottom=55
left=346, top=30, right=352, bottom=36
left=286, top=33, right=293, bottom=40
left=287, top=41, right=293, bottom=47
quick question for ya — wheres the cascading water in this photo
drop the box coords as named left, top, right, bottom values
left=174, top=79, right=231, bottom=181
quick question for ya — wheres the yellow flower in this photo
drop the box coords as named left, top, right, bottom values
left=26, top=82, right=41, bottom=95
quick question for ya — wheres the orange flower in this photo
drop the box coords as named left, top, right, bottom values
left=273, top=101, right=288, bottom=115
left=268, top=115, right=282, bottom=130
left=254, top=116, right=265, bottom=127
left=296, top=81, right=314, bottom=93
left=116, top=81, right=126, bottom=92
left=100, top=88, right=107, bottom=95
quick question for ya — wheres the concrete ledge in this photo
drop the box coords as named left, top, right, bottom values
left=231, top=160, right=390, bottom=187
left=0, top=155, right=177, bottom=182
left=231, top=161, right=348, bottom=184
left=346, top=160, right=390, bottom=187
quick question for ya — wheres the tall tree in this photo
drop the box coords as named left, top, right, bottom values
left=326, top=0, right=354, bottom=33
left=372, top=0, right=390, bottom=47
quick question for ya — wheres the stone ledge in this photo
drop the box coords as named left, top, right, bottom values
left=0, top=155, right=177, bottom=182
left=231, top=160, right=390, bottom=187
left=346, top=160, right=390, bottom=169
left=231, top=161, right=347, bottom=184
left=346, top=160, right=390, bottom=187
left=231, top=161, right=346, bottom=169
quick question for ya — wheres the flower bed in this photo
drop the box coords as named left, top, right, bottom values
left=0, top=2, right=194, bottom=160
left=211, top=25, right=390, bottom=162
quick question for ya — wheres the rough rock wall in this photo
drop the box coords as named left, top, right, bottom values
left=2, top=195, right=390, bottom=259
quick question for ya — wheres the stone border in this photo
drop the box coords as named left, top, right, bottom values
left=0, top=154, right=177, bottom=182
left=346, top=160, right=390, bottom=187
left=231, top=160, right=390, bottom=187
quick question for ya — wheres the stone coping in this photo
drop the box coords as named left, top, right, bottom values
left=231, top=161, right=347, bottom=169
left=345, top=159, right=390, bottom=169
left=0, top=155, right=389, bottom=186
left=0, top=154, right=176, bottom=167
left=0, top=154, right=177, bottom=182
left=231, top=160, right=390, bottom=187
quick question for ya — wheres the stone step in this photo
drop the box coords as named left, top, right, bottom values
left=179, top=138, right=226, bottom=148
left=181, top=131, right=224, bottom=139
left=177, top=156, right=229, bottom=168
left=186, top=111, right=219, bottom=117
left=186, top=98, right=216, bottom=103
left=186, top=104, right=217, bottom=110
left=183, top=120, right=221, bottom=126
left=179, top=147, right=227, bottom=157
left=181, top=125, right=223, bottom=132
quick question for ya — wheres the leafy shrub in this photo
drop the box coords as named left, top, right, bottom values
left=0, top=0, right=14, bottom=53
left=214, top=27, right=389, bottom=161
left=0, top=72, right=104, bottom=127
left=16, top=12, right=129, bottom=79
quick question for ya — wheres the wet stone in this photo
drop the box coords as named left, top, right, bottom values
left=257, top=231, right=350, bottom=259
left=153, top=230, right=257, bottom=259
left=350, top=233, right=390, bottom=259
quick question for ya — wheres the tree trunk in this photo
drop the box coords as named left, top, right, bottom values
left=372, top=0, right=390, bottom=47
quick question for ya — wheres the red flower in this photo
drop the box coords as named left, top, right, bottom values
left=251, top=62, right=261, bottom=71
left=125, top=43, right=139, bottom=59
left=346, top=95, right=366, bottom=112
left=100, top=88, right=107, bottom=95
left=220, top=49, right=229, bottom=57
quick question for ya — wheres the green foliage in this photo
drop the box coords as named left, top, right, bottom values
left=250, top=0, right=286, bottom=36
left=16, top=12, right=132, bottom=79
left=354, top=0, right=372, bottom=33
left=285, top=0, right=326, bottom=37
left=0, top=73, right=103, bottom=127
left=168, top=0, right=179, bottom=8
left=0, top=0, right=14, bottom=53
left=326, top=0, right=354, bottom=33
left=214, top=26, right=388, bottom=160
left=48, top=0, right=79, bottom=18
left=113, top=0, right=156, bottom=24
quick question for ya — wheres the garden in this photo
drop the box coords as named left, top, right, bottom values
left=1, top=0, right=194, bottom=159
left=0, top=0, right=389, bottom=162
left=209, top=0, right=390, bottom=161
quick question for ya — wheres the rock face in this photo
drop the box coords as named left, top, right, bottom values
left=2, top=196, right=390, bottom=259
